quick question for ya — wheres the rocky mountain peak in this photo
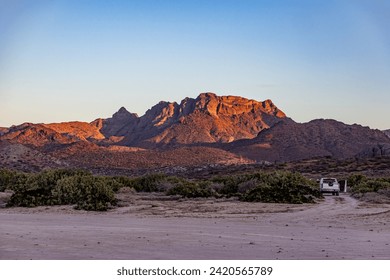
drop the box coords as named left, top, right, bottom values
left=99, top=107, right=139, bottom=137
left=191, top=93, right=286, bottom=119
left=140, top=101, right=179, bottom=128
left=112, top=107, right=138, bottom=120
left=261, top=99, right=286, bottom=117
left=117, top=93, right=288, bottom=146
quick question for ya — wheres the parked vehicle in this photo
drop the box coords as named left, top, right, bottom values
left=320, top=178, right=340, bottom=196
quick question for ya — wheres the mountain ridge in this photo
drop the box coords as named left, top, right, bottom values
left=95, top=92, right=287, bottom=147
left=1, top=92, right=389, bottom=172
left=229, top=118, right=390, bottom=162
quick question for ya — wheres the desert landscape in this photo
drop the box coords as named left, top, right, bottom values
left=1, top=192, right=389, bottom=259
left=1, top=92, right=390, bottom=260
left=1, top=1, right=389, bottom=266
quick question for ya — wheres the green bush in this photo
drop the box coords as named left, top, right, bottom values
left=347, top=174, right=367, bottom=188
left=111, top=176, right=136, bottom=190
left=100, top=176, right=125, bottom=192
left=6, top=169, right=116, bottom=211
left=51, top=176, right=80, bottom=205
left=166, top=181, right=215, bottom=198
left=351, top=179, right=390, bottom=194
left=74, top=176, right=116, bottom=211
left=3, top=168, right=324, bottom=208
left=0, top=169, right=15, bottom=191
left=210, top=171, right=320, bottom=203
left=132, top=173, right=168, bottom=192
left=7, top=173, right=54, bottom=207
left=7, top=169, right=92, bottom=207
left=242, top=183, right=320, bottom=204
left=211, top=176, right=238, bottom=195
left=0, top=169, right=31, bottom=192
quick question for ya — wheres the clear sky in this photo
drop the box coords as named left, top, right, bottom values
left=1, top=0, right=389, bottom=129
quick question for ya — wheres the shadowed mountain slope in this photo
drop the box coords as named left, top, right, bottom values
left=229, top=119, right=390, bottom=162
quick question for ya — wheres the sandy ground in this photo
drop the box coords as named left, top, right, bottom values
left=0, top=193, right=389, bottom=260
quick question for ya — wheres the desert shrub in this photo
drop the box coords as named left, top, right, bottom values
left=210, top=171, right=320, bottom=203
left=51, top=176, right=80, bottom=204
left=0, top=169, right=30, bottom=192
left=237, top=178, right=260, bottom=194
left=208, top=182, right=225, bottom=193
left=242, top=183, right=320, bottom=204
left=7, top=169, right=116, bottom=210
left=211, top=175, right=246, bottom=195
left=43, top=175, right=116, bottom=211
left=132, top=173, right=168, bottom=192
left=7, top=173, right=55, bottom=207
left=71, top=176, right=116, bottom=211
left=166, top=181, right=215, bottom=198
left=211, top=171, right=319, bottom=203
left=111, top=176, right=137, bottom=190
left=351, top=179, right=390, bottom=194
left=155, top=181, right=175, bottom=192
left=100, top=176, right=124, bottom=192
left=7, top=169, right=92, bottom=207
left=347, top=174, right=367, bottom=188
left=129, top=174, right=190, bottom=193
left=0, top=169, right=15, bottom=191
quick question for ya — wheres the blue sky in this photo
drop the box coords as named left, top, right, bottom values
left=1, top=0, right=389, bottom=129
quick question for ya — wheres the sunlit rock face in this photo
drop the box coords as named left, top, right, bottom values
left=0, top=93, right=287, bottom=149
left=109, top=92, right=287, bottom=147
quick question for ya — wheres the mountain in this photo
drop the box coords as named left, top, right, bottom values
left=229, top=119, right=390, bottom=162
left=384, top=129, right=390, bottom=138
left=93, top=107, right=139, bottom=138
left=101, top=93, right=286, bottom=147
left=44, top=121, right=105, bottom=141
left=0, top=140, right=66, bottom=171
left=1, top=92, right=390, bottom=173
left=1, top=123, right=80, bottom=148
left=0, top=127, right=8, bottom=136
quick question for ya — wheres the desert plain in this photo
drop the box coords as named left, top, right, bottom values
left=1, top=192, right=389, bottom=260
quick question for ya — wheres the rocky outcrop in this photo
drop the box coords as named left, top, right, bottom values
left=115, top=92, right=287, bottom=146
left=358, top=143, right=390, bottom=157
left=44, top=121, right=105, bottom=140
left=229, top=119, right=390, bottom=162
left=0, top=127, right=9, bottom=136
left=96, top=107, right=139, bottom=137
left=1, top=123, right=79, bottom=148
left=1, top=120, right=106, bottom=150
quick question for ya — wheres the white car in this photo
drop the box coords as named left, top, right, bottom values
left=320, top=178, right=340, bottom=196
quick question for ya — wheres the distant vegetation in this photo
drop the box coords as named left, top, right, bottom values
left=0, top=168, right=324, bottom=211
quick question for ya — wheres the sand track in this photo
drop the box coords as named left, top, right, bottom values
left=0, top=194, right=389, bottom=259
